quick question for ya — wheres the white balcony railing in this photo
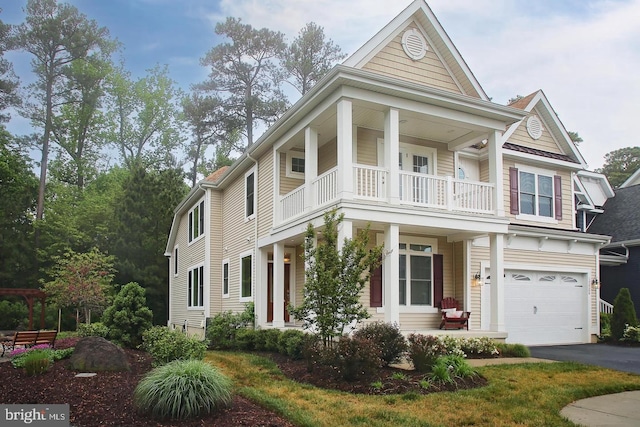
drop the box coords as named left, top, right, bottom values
left=313, top=167, right=338, bottom=206
left=277, top=165, right=495, bottom=224
left=600, top=299, right=614, bottom=314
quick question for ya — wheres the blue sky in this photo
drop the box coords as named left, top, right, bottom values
left=2, top=0, right=640, bottom=170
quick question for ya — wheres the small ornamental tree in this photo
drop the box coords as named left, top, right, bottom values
left=611, top=288, right=638, bottom=341
left=42, top=248, right=115, bottom=325
left=289, top=210, right=383, bottom=347
left=102, top=282, right=153, bottom=348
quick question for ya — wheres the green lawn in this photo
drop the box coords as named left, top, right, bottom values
left=205, top=351, right=640, bottom=427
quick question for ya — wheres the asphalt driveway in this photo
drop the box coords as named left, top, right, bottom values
left=529, top=344, right=640, bottom=375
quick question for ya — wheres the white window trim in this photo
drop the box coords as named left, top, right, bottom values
left=239, top=249, right=254, bottom=303
left=187, top=262, right=205, bottom=310
left=222, top=258, right=230, bottom=299
left=514, top=163, right=559, bottom=224
left=245, top=167, right=257, bottom=221
left=398, top=236, right=439, bottom=313
left=285, top=151, right=305, bottom=179
left=173, top=245, right=179, bottom=277
left=188, top=198, right=206, bottom=245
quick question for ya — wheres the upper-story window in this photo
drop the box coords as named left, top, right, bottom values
left=188, top=264, right=204, bottom=308
left=173, top=246, right=178, bottom=276
left=510, top=165, right=562, bottom=222
left=245, top=169, right=256, bottom=219
left=188, top=199, right=205, bottom=243
left=286, top=152, right=305, bottom=179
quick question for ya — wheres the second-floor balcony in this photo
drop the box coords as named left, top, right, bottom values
left=278, top=164, right=495, bottom=224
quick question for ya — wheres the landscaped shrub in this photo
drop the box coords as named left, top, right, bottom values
left=353, top=322, right=407, bottom=366
left=263, top=328, right=282, bottom=352
left=430, top=355, right=476, bottom=384
left=21, top=350, right=50, bottom=376
left=622, top=325, right=640, bottom=342
left=142, top=326, right=208, bottom=366
left=134, top=359, right=233, bottom=420
left=102, top=282, right=153, bottom=348
left=600, top=312, right=612, bottom=340
left=54, top=336, right=80, bottom=349
left=11, top=346, right=74, bottom=369
left=611, top=288, right=639, bottom=341
left=276, top=329, right=307, bottom=359
left=496, top=343, right=531, bottom=358
left=206, top=303, right=254, bottom=350
left=77, top=322, right=109, bottom=338
left=329, top=336, right=383, bottom=381
left=457, top=337, right=499, bottom=358
left=235, top=328, right=257, bottom=351
left=407, top=334, right=462, bottom=372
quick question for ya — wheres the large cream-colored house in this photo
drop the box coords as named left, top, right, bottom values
left=165, top=0, right=612, bottom=346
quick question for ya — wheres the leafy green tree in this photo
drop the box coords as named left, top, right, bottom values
left=611, top=288, right=638, bottom=341
left=289, top=210, right=383, bottom=347
left=102, top=282, right=153, bottom=348
left=0, top=13, right=20, bottom=122
left=181, top=91, right=240, bottom=186
left=596, top=147, right=640, bottom=188
left=105, top=64, right=183, bottom=170
left=200, top=17, right=288, bottom=147
left=110, top=166, right=188, bottom=325
left=42, top=248, right=115, bottom=325
left=567, top=131, right=583, bottom=145
left=15, top=0, right=112, bottom=223
left=283, top=22, right=346, bottom=95
left=0, top=131, right=38, bottom=288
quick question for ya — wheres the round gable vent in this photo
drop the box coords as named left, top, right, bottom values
left=401, top=28, right=427, bottom=61
left=526, top=115, right=543, bottom=140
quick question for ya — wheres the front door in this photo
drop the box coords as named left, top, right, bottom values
left=267, top=263, right=291, bottom=322
left=399, top=144, right=435, bottom=204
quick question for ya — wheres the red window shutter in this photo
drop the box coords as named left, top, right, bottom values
left=509, top=167, right=519, bottom=215
left=370, top=257, right=383, bottom=307
left=554, top=175, right=562, bottom=220
left=433, top=254, right=443, bottom=308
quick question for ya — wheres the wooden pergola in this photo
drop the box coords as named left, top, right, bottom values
left=0, top=289, right=46, bottom=330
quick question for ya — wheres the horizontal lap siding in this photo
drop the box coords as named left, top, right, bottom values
left=362, top=23, right=462, bottom=94
left=357, top=128, right=380, bottom=166
left=470, top=246, right=490, bottom=330
left=210, top=190, right=223, bottom=315
left=401, top=313, right=441, bottom=330
left=279, top=152, right=303, bottom=196
left=400, top=135, right=453, bottom=177
left=510, top=112, right=564, bottom=155
left=221, top=173, right=255, bottom=314
left=318, top=139, right=337, bottom=175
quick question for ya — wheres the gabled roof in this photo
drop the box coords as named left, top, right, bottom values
left=343, top=0, right=488, bottom=100
left=503, top=90, right=587, bottom=168
left=589, top=184, right=640, bottom=244
left=621, top=167, right=640, bottom=188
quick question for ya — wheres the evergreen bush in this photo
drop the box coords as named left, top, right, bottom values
left=77, top=322, right=109, bottom=338
left=600, top=312, right=612, bottom=340
left=353, top=321, right=407, bottom=366
left=329, top=336, right=383, bottom=381
left=611, top=288, right=638, bottom=341
left=495, top=343, right=530, bottom=358
left=205, top=303, right=254, bottom=350
left=0, top=300, right=28, bottom=329
left=276, top=329, right=307, bottom=359
left=142, top=326, right=208, bottom=366
left=102, top=282, right=153, bottom=348
left=134, top=359, right=232, bottom=420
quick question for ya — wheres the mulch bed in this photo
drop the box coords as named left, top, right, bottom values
left=0, top=349, right=487, bottom=426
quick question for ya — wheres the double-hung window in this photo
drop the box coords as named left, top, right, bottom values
left=188, top=199, right=205, bottom=243
left=398, top=238, right=437, bottom=308
left=240, top=251, right=253, bottom=301
left=188, top=265, right=204, bottom=308
left=245, top=169, right=256, bottom=219
left=286, top=152, right=305, bottom=178
left=222, top=259, right=229, bottom=298
left=510, top=165, right=562, bottom=222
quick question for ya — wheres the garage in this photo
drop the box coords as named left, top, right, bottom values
left=503, top=270, right=588, bottom=346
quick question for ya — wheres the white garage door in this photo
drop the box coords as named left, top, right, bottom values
left=504, top=270, right=587, bottom=346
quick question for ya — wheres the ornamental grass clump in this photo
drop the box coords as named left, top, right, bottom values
left=21, top=350, right=51, bottom=376
left=134, top=359, right=232, bottom=420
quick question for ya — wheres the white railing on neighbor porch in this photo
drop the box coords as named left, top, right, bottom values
left=279, top=186, right=305, bottom=222
left=600, top=299, right=614, bottom=314
left=313, top=167, right=338, bottom=206
left=354, top=165, right=387, bottom=200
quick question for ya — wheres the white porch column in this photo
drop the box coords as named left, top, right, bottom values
left=337, top=98, right=353, bottom=200
left=489, top=233, right=505, bottom=332
left=338, top=218, right=353, bottom=252
left=254, top=247, right=267, bottom=328
left=304, top=127, right=318, bottom=211
left=385, top=108, right=400, bottom=205
left=488, top=130, right=504, bottom=216
left=272, top=242, right=285, bottom=328
left=384, top=224, right=400, bottom=325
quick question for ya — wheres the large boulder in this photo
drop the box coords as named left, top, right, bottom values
left=68, top=336, right=130, bottom=372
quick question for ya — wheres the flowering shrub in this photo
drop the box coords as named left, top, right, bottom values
left=407, top=334, right=475, bottom=372
left=458, top=337, right=500, bottom=357
left=55, top=337, right=80, bottom=349
left=353, top=322, right=407, bottom=366
left=622, top=325, right=640, bottom=342
left=9, top=344, right=50, bottom=358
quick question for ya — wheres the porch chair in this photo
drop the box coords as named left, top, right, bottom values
left=439, top=297, right=470, bottom=330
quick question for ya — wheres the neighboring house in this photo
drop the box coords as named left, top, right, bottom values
left=165, top=0, right=612, bottom=346
left=589, top=168, right=640, bottom=316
